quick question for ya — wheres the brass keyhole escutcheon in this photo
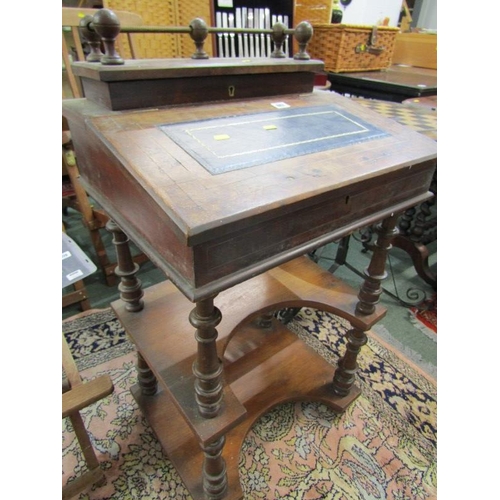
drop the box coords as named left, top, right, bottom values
left=228, top=85, right=235, bottom=97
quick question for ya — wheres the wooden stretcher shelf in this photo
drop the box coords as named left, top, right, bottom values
left=112, top=255, right=383, bottom=499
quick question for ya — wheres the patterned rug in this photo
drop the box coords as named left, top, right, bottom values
left=62, top=307, right=437, bottom=500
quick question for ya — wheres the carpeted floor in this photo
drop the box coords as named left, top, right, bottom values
left=62, top=306, right=437, bottom=500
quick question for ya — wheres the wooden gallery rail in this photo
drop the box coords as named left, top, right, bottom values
left=77, top=8, right=314, bottom=64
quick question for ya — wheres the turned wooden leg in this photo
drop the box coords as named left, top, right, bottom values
left=356, top=214, right=399, bottom=315
left=107, top=220, right=150, bottom=397
left=398, top=206, right=416, bottom=236
left=333, top=214, right=398, bottom=395
left=201, top=436, right=228, bottom=500
left=332, top=327, right=367, bottom=396
left=190, top=298, right=228, bottom=497
left=190, top=296, right=224, bottom=418
left=136, top=352, right=158, bottom=396
left=106, top=219, right=144, bottom=312
left=255, top=311, right=274, bottom=329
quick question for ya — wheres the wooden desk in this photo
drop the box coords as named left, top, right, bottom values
left=63, top=56, right=436, bottom=499
left=328, top=65, right=437, bottom=102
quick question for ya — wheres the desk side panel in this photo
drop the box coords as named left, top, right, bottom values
left=65, top=115, right=196, bottom=290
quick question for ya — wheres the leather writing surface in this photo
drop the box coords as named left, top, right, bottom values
left=159, top=105, right=388, bottom=175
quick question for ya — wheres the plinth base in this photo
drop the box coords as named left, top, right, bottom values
left=112, top=256, right=382, bottom=499
left=132, top=317, right=361, bottom=499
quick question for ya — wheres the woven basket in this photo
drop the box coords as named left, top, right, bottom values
left=308, top=24, right=399, bottom=73
left=104, top=0, right=214, bottom=59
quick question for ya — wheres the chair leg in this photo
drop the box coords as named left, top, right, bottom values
left=71, top=412, right=101, bottom=470
left=62, top=412, right=105, bottom=499
left=62, top=331, right=112, bottom=498
left=62, top=279, right=91, bottom=311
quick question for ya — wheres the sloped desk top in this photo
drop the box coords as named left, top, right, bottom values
left=63, top=87, right=436, bottom=301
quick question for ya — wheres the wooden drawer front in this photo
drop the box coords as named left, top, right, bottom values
left=81, top=72, right=315, bottom=111
left=194, top=163, right=435, bottom=287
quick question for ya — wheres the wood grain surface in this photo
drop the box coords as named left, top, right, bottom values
left=64, top=89, right=436, bottom=299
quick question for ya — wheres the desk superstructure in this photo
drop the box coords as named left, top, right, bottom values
left=63, top=10, right=437, bottom=499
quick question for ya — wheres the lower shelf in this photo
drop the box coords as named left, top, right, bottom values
left=112, top=255, right=382, bottom=499
left=132, top=317, right=361, bottom=500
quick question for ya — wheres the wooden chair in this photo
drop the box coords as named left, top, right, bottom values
left=62, top=334, right=114, bottom=499
left=62, top=7, right=145, bottom=287
left=399, top=0, right=413, bottom=33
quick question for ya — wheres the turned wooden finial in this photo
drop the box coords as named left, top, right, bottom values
left=91, top=8, right=124, bottom=65
left=271, top=22, right=287, bottom=58
left=79, top=15, right=104, bottom=62
left=293, top=21, right=313, bottom=60
left=189, top=18, right=209, bottom=59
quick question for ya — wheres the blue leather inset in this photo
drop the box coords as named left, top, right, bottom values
left=159, top=104, right=389, bottom=175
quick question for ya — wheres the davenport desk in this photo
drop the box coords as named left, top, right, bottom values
left=62, top=14, right=437, bottom=499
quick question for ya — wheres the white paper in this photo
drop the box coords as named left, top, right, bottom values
left=271, top=102, right=291, bottom=109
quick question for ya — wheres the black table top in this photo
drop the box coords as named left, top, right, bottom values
left=327, top=65, right=437, bottom=102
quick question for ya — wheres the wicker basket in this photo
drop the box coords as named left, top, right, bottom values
left=308, top=24, right=399, bottom=73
